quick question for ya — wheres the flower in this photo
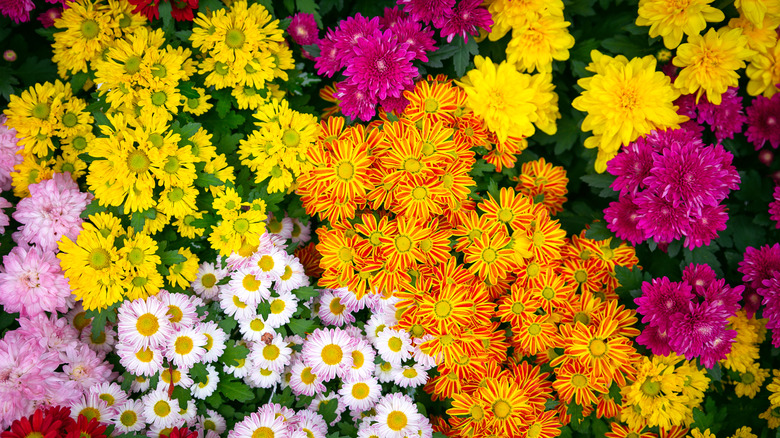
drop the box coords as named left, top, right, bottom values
left=673, top=27, right=755, bottom=104
left=746, top=94, right=780, bottom=149
left=572, top=51, right=684, bottom=172
left=0, top=244, right=73, bottom=317
left=636, top=0, right=725, bottom=49
left=287, top=13, right=319, bottom=46
left=506, top=14, right=574, bottom=73
left=437, top=0, right=493, bottom=43
left=746, top=41, right=780, bottom=97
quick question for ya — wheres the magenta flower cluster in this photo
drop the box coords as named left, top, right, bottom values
left=398, top=0, right=493, bottom=43
left=674, top=87, right=747, bottom=143
left=604, top=128, right=740, bottom=249
left=0, top=0, right=66, bottom=24
left=745, top=93, right=780, bottom=151
left=635, top=263, right=743, bottom=368
left=740, top=244, right=780, bottom=346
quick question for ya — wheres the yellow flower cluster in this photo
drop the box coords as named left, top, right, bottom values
left=620, top=354, right=710, bottom=431
left=572, top=51, right=686, bottom=173
left=484, top=0, right=574, bottom=73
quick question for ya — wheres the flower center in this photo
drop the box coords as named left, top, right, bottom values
left=641, top=379, right=661, bottom=397
left=321, top=344, right=343, bottom=365
left=424, top=98, right=439, bottom=113
left=124, top=55, right=142, bottom=74
left=352, top=382, right=370, bottom=399
left=571, top=374, right=588, bottom=388
left=127, top=150, right=150, bottom=173
left=270, top=299, right=285, bottom=314
left=257, top=255, right=274, bottom=271
left=120, top=411, right=137, bottom=426
left=251, top=427, right=274, bottom=438
left=135, top=347, right=154, bottom=362
left=243, top=274, right=261, bottom=291
left=233, top=218, right=250, bottom=234
left=388, top=336, right=403, bottom=352
left=225, top=29, right=246, bottom=48
left=352, top=350, right=364, bottom=368
left=89, top=248, right=111, bottom=270
left=62, top=112, right=79, bottom=127
left=154, top=400, right=171, bottom=417
left=174, top=336, right=194, bottom=355
left=492, top=400, right=512, bottom=419
left=201, top=273, right=217, bottom=288
left=301, top=367, right=316, bottom=384
left=329, top=297, right=345, bottom=315
left=263, top=344, right=280, bottom=360
left=412, top=186, right=427, bottom=200
left=80, top=19, right=99, bottom=39
left=136, top=314, right=160, bottom=337
left=394, top=235, right=412, bottom=253
left=403, top=158, right=421, bottom=173
left=498, top=208, right=513, bottom=223
left=588, top=339, right=607, bottom=357
left=337, top=161, right=354, bottom=180
left=481, top=248, right=497, bottom=263
left=386, top=411, right=408, bottom=431
left=434, top=300, right=452, bottom=318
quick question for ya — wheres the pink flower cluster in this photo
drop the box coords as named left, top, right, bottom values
left=0, top=314, right=114, bottom=429
left=398, top=0, right=492, bottom=43
left=604, top=128, right=740, bottom=249
left=635, top=264, right=743, bottom=368
left=740, top=244, right=780, bottom=346
left=0, top=0, right=65, bottom=24
left=0, top=114, right=23, bottom=192
left=746, top=93, right=780, bottom=151
left=674, top=87, right=747, bottom=142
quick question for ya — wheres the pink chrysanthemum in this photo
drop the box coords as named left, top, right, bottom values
left=436, top=0, right=492, bottom=43
left=390, top=15, right=438, bottom=62
left=300, top=327, right=355, bottom=382
left=759, top=272, right=780, bottom=346
left=16, top=314, right=79, bottom=356
left=343, top=29, right=418, bottom=101
left=607, top=137, right=656, bottom=196
left=635, top=277, right=695, bottom=331
left=635, top=192, right=691, bottom=243
left=604, top=194, right=646, bottom=245
left=37, top=7, right=62, bottom=28
left=62, top=344, right=114, bottom=391
left=682, top=204, right=728, bottom=250
left=0, top=115, right=23, bottom=192
left=331, top=14, right=383, bottom=68
left=0, top=196, right=12, bottom=236
left=13, top=173, right=92, bottom=253
left=314, top=34, right=341, bottom=77
left=0, top=0, right=34, bottom=23
left=739, top=243, right=780, bottom=293
left=635, top=324, right=672, bottom=356
left=288, top=13, right=319, bottom=46
left=667, top=301, right=733, bottom=367
left=695, top=87, right=746, bottom=141
left=334, top=80, right=379, bottom=122
left=682, top=263, right=718, bottom=294
left=770, top=186, right=780, bottom=228
left=0, top=244, right=73, bottom=316
left=397, top=0, right=454, bottom=25
left=746, top=94, right=780, bottom=150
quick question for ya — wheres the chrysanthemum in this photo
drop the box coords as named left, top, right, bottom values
left=695, top=87, right=747, bottom=141
left=374, top=393, right=424, bottom=438
left=289, top=360, right=326, bottom=396
left=437, top=0, right=493, bottom=43
left=166, top=326, right=207, bottom=369
left=668, top=301, right=734, bottom=367
left=635, top=277, right=695, bottom=331
left=301, top=328, right=355, bottom=381
left=746, top=38, right=780, bottom=97
left=265, top=291, right=298, bottom=328
left=673, top=27, right=755, bottom=104
left=573, top=51, right=684, bottom=172
left=113, top=399, right=146, bottom=433
left=746, top=94, right=780, bottom=149
left=457, top=56, right=538, bottom=143
left=117, top=298, right=174, bottom=351
left=339, top=377, right=382, bottom=411
left=398, top=0, right=453, bottom=24
left=228, top=411, right=287, bottom=438
left=0, top=244, right=73, bottom=317
left=506, top=14, right=574, bottom=73
left=191, top=364, right=220, bottom=400
left=288, top=12, right=319, bottom=46
left=636, top=0, right=725, bottom=49
left=200, top=321, right=228, bottom=363
left=142, top=389, right=181, bottom=429
left=375, top=327, right=413, bottom=366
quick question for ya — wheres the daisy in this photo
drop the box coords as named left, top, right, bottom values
left=219, top=288, right=258, bottom=321
left=191, top=364, right=220, bottom=399
left=334, top=287, right=371, bottom=313
left=290, top=218, right=311, bottom=243
left=70, top=393, right=113, bottom=423
left=88, top=382, right=128, bottom=413
left=166, top=326, right=207, bottom=369
left=251, top=334, right=293, bottom=372
left=289, top=359, right=326, bottom=396
left=344, top=338, right=376, bottom=382
left=392, top=363, right=429, bottom=388
left=114, top=399, right=147, bottom=433
left=158, top=365, right=194, bottom=391
left=266, top=212, right=294, bottom=240
left=274, top=257, right=309, bottom=295
left=228, top=266, right=273, bottom=307
left=375, top=328, right=413, bottom=366
left=143, top=388, right=181, bottom=428
left=81, top=323, right=116, bottom=353
left=318, top=290, right=356, bottom=327
left=200, top=322, right=228, bottom=363
left=301, top=327, right=355, bottom=381
left=225, top=353, right=253, bottom=379
left=251, top=246, right=287, bottom=281
left=338, top=376, right=382, bottom=411
left=157, top=292, right=199, bottom=330
left=291, top=410, right=327, bottom=438
left=364, top=314, right=391, bottom=344
left=117, top=297, right=174, bottom=351
left=375, top=361, right=396, bottom=383
left=238, top=315, right=276, bottom=342
left=179, top=399, right=198, bottom=425
left=192, top=261, right=227, bottom=300
left=246, top=367, right=282, bottom=388
left=200, top=410, right=227, bottom=435
left=265, top=291, right=299, bottom=328
left=130, top=375, right=151, bottom=393
left=227, top=411, right=287, bottom=438
left=374, top=393, right=423, bottom=438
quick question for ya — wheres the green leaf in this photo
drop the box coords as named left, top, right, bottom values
left=172, top=385, right=191, bottom=409
left=130, top=210, right=148, bottom=232
left=206, top=391, right=225, bottom=410
left=195, top=173, right=223, bottom=188
left=470, top=159, right=495, bottom=178
left=706, top=362, right=722, bottom=382
left=584, top=221, right=615, bottom=242
left=120, top=372, right=134, bottom=392
left=86, top=302, right=120, bottom=338
left=218, top=316, right=237, bottom=333
left=70, top=71, right=90, bottom=94
left=159, top=250, right=187, bottom=266
left=189, top=363, right=209, bottom=384
left=487, top=178, right=500, bottom=201
left=600, top=34, right=646, bottom=58
left=581, top=173, right=617, bottom=197
left=219, top=379, right=255, bottom=402
left=453, top=36, right=479, bottom=77
left=317, top=398, right=339, bottom=424
left=288, top=318, right=316, bottom=337
left=221, top=340, right=249, bottom=367
left=258, top=300, right=271, bottom=320
left=614, top=265, right=644, bottom=294
left=292, top=286, right=320, bottom=301
left=608, top=381, right=622, bottom=403
left=80, top=199, right=107, bottom=219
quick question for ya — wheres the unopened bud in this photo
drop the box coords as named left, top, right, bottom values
left=3, top=50, right=16, bottom=62
left=759, top=149, right=774, bottom=166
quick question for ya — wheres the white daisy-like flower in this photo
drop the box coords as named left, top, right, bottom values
left=374, top=393, right=423, bottom=438
left=200, top=321, right=228, bottom=363
left=192, top=261, right=227, bottom=300
left=143, top=388, right=181, bottom=428
left=158, top=365, right=194, bottom=390
left=375, top=362, right=395, bottom=383
left=219, top=288, right=258, bottom=321
left=265, top=213, right=294, bottom=240
left=178, top=399, right=197, bottom=425
left=224, top=352, right=253, bottom=378
left=250, top=334, right=293, bottom=372
left=364, top=314, right=391, bottom=344
left=273, top=256, right=309, bottom=295
left=81, top=323, right=116, bottom=353
left=334, top=287, right=370, bottom=312
left=250, top=246, right=287, bottom=281
left=291, top=410, right=327, bottom=438
left=339, top=376, right=382, bottom=411
left=70, top=393, right=114, bottom=423
left=412, top=334, right=439, bottom=368
left=191, top=364, right=220, bottom=399
left=117, top=342, right=165, bottom=377
left=309, top=392, right=346, bottom=427
left=148, top=422, right=178, bottom=438
left=158, top=292, right=199, bottom=330
left=375, top=328, right=412, bottom=366
left=392, top=363, right=429, bottom=388
left=288, top=359, right=326, bottom=396
left=228, top=411, right=287, bottom=438
left=290, top=217, right=311, bottom=243
left=117, top=297, right=174, bottom=350
left=238, top=315, right=275, bottom=342
left=228, top=266, right=272, bottom=307
left=356, top=424, right=382, bottom=438
left=301, top=327, right=355, bottom=382
left=65, top=302, right=91, bottom=334
left=114, top=399, right=146, bottom=433
left=416, top=416, right=434, bottom=438
left=344, top=338, right=376, bottom=382
left=246, top=367, right=282, bottom=388
left=88, top=382, right=128, bottom=414
left=318, top=290, right=355, bottom=327
left=200, top=409, right=227, bottom=435
left=166, top=326, right=207, bottom=369
left=264, top=291, right=298, bottom=328
left=130, top=375, right=151, bottom=393
left=372, top=295, right=400, bottom=321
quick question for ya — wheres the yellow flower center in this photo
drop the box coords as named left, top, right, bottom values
left=434, top=300, right=452, bottom=318
left=386, top=411, right=408, bottom=431
left=80, top=19, right=99, bottom=39
left=321, top=344, right=343, bottom=365
left=201, top=273, right=217, bottom=288
left=481, top=248, right=497, bottom=263
left=257, top=255, right=275, bottom=271
left=88, top=248, right=111, bottom=270
left=251, top=427, right=274, bottom=438
left=352, top=350, right=364, bottom=368
left=329, top=298, right=345, bottom=315
left=541, top=287, right=555, bottom=300
left=511, top=302, right=525, bottom=315
left=174, top=336, right=194, bottom=355
left=498, top=208, right=513, bottom=223
left=99, top=393, right=115, bottom=406
left=136, top=314, right=159, bottom=337
left=388, top=336, right=403, bottom=352
left=492, top=399, right=512, bottom=420
left=352, top=382, right=370, bottom=399
left=120, top=411, right=137, bottom=427
left=243, top=274, right=261, bottom=291
left=80, top=407, right=100, bottom=421
left=402, top=368, right=418, bottom=378
left=282, top=129, right=300, bottom=147
left=233, top=218, right=250, bottom=234
left=571, top=374, right=588, bottom=388
left=528, top=323, right=542, bottom=336
left=741, top=372, right=755, bottom=384
left=394, top=235, right=412, bottom=253
left=135, top=347, right=154, bottom=363
left=412, top=186, right=427, bottom=200
left=423, top=98, right=439, bottom=113
left=641, top=379, right=661, bottom=397
left=62, top=112, right=78, bottom=127
left=588, top=339, right=607, bottom=357
left=301, top=367, right=316, bottom=384
left=263, top=344, right=280, bottom=360
left=280, top=265, right=293, bottom=281
left=154, top=400, right=171, bottom=417
left=270, top=299, right=285, bottom=314
left=250, top=318, right=264, bottom=331
left=403, top=158, right=421, bottom=173
left=225, top=28, right=246, bottom=48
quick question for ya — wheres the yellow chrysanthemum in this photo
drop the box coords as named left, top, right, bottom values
left=4, top=80, right=72, bottom=156
left=11, top=156, right=54, bottom=198
left=51, top=0, right=116, bottom=77
left=620, top=354, right=692, bottom=431
left=573, top=51, right=685, bottom=172
left=746, top=42, right=780, bottom=97
left=729, top=15, right=780, bottom=54
left=735, top=0, right=780, bottom=26
left=166, top=247, right=199, bottom=290
left=636, top=0, right=725, bottom=49
left=734, top=362, right=769, bottom=398
left=688, top=429, right=716, bottom=438
left=457, top=56, right=538, bottom=143
left=485, top=0, right=564, bottom=41
left=505, top=14, right=574, bottom=73
left=673, top=27, right=756, bottom=104
left=760, top=406, right=780, bottom=429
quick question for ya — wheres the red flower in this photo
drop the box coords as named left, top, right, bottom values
left=162, top=427, right=199, bottom=438
left=127, top=0, right=161, bottom=20
left=1, top=407, right=68, bottom=438
left=64, top=415, right=107, bottom=438
left=170, top=0, right=198, bottom=21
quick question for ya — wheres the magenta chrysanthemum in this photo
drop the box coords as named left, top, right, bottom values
left=746, top=94, right=780, bottom=150
left=607, top=138, right=656, bottom=196
left=389, top=14, right=438, bottom=62
left=668, top=301, right=733, bottom=367
left=604, top=195, right=646, bottom=245
left=0, top=245, right=73, bottom=317
left=770, top=186, right=780, bottom=229
left=635, top=277, right=695, bottom=331
left=436, top=0, right=492, bottom=43
left=635, top=192, right=691, bottom=243
left=343, top=29, right=417, bottom=101
left=287, top=12, right=319, bottom=46
left=0, top=0, right=34, bottom=23
left=695, top=87, right=746, bottom=141
left=397, top=0, right=454, bottom=25
left=739, top=243, right=780, bottom=293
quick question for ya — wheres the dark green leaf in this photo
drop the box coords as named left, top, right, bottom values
left=219, top=379, right=255, bottom=402
left=221, top=340, right=249, bottom=367
left=288, top=318, right=316, bottom=336
left=318, top=398, right=339, bottom=424
left=172, top=385, right=191, bottom=409
left=70, top=71, right=90, bottom=94
left=195, top=173, right=223, bottom=188
left=120, top=371, right=134, bottom=392
left=218, top=316, right=237, bottom=333
left=159, top=250, right=187, bottom=266
left=706, top=362, right=722, bottom=382
left=584, top=221, right=614, bottom=242
left=292, top=286, right=320, bottom=301
left=190, top=363, right=209, bottom=384
left=85, top=302, right=120, bottom=338
left=206, top=391, right=225, bottom=409
left=614, top=265, right=644, bottom=294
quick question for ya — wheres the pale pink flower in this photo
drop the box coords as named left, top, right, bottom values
left=0, top=244, right=73, bottom=316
